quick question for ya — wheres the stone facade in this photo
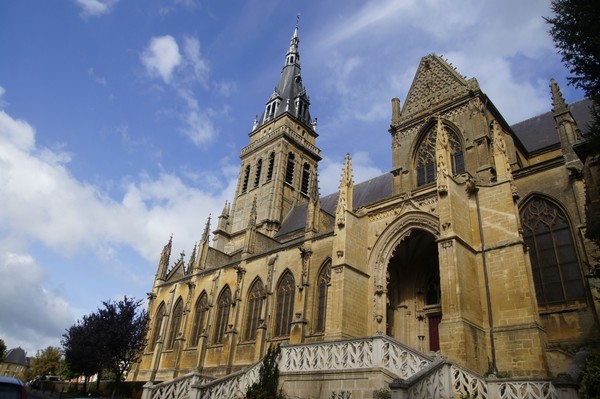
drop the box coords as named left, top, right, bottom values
left=130, top=26, right=600, bottom=395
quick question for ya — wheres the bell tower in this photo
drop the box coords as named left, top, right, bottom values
left=215, top=23, right=321, bottom=252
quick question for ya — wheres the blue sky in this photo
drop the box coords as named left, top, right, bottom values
left=0, top=0, right=584, bottom=355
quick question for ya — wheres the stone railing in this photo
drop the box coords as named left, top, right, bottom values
left=392, top=361, right=565, bottom=399
left=280, top=335, right=432, bottom=379
left=142, top=336, right=574, bottom=399
left=193, top=360, right=262, bottom=399
left=141, top=372, right=211, bottom=399
left=241, top=125, right=321, bottom=158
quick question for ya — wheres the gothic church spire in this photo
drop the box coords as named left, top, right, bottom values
left=255, top=22, right=313, bottom=129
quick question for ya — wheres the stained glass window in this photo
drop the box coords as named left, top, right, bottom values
left=521, top=197, right=585, bottom=307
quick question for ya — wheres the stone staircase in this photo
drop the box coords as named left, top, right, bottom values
left=140, top=335, right=576, bottom=399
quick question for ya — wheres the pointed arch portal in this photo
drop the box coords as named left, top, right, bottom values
left=386, top=229, right=441, bottom=352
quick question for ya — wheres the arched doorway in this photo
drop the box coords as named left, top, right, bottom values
left=386, top=229, right=441, bottom=353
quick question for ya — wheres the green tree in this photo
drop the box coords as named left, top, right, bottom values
left=28, top=347, right=62, bottom=378
left=62, top=313, right=104, bottom=392
left=546, top=0, right=600, bottom=249
left=245, top=345, right=284, bottom=399
left=95, top=296, right=148, bottom=395
left=546, top=0, right=600, bottom=151
left=63, top=297, right=148, bottom=397
left=0, top=339, right=6, bottom=363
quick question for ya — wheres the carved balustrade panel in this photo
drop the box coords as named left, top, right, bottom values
left=199, top=361, right=261, bottom=399
left=281, top=339, right=374, bottom=372
left=499, top=381, right=557, bottom=399
left=451, top=365, right=488, bottom=399
left=380, top=339, right=430, bottom=379
left=149, top=373, right=209, bottom=399
left=406, top=368, right=448, bottom=399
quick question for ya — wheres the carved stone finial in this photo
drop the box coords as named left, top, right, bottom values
left=550, top=78, right=568, bottom=114
left=336, top=154, right=354, bottom=227
left=202, top=214, right=211, bottom=242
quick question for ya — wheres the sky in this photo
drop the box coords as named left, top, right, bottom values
left=0, top=0, right=585, bottom=356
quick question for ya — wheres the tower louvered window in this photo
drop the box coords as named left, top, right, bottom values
left=301, top=163, right=310, bottom=195
left=244, top=279, right=264, bottom=341
left=190, top=293, right=208, bottom=347
left=167, top=298, right=183, bottom=349
left=254, top=159, right=262, bottom=188
left=285, top=153, right=295, bottom=185
left=241, top=165, right=250, bottom=193
left=521, top=197, right=585, bottom=307
left=274, top=271, right=295, bottom=337
left=266, top=152, right=275, bottom=182
left=213, top=287, right=231, bottom=344
left=416, top=127, right=464, bottom=186
left=315, top=260, right=331, bottom=333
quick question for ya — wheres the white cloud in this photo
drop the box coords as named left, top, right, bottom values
left=88, top=67, right=107, bottom=86
left=0, top=249, right=74, bottom=354
left=75, top=0, right=119, bottom=18
left=0, top=101, right=237, bottom=351
left=141, top=35, right=220, bottom=146
left=141, top=36, right=182, bottom=84
left=182, top=110, right=217, bottom=145
left=183, top=36, right=210, bottom=85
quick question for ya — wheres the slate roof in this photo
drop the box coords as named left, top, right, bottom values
left=4, top=348, right=27, bottom=366
left=275, top=99, right=593, bottom=239
left=275, top=173, right=393, bottom=238
left=510, top=98, right=593, bottom=153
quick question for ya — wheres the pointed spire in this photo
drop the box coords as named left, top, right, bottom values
left=286, top=18, right=300, bottom=67
left=188, top=242, right=197, bottom=273
left=339, top=153, right=354, bottom=207
left=550, top=79, right=568, bottom=114
left=202, top=214, right=211, bottom=242
left=336, top=154, right=354, bottom=228
left=156, top=234, right=173, bottom=281
left=255, top=20, right=313, bottom=130
left=306, top=169, right=321, bottom=234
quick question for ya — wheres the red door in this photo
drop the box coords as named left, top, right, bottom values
left=428, top=315, right=442, bottom=351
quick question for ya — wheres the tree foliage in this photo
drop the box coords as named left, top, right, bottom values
left=96, top=297, right=149, bottom=385
left=27, top=346, right=63, bottom=378
left=546, top=0, right=600, bottom=151
left=245, top=345, right=285, bottom=399
left=62, top=313, right=104, bottom=386
left=0, top=339, right=6, bottom=363
left=62, top=296, right=148, bottom=394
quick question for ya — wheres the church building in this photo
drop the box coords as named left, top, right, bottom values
left=132, top=24, right=600, bottom=396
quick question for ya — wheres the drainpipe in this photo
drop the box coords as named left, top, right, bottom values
left=474, top=187, right=497, bottom=374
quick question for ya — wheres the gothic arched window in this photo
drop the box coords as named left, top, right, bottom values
left=315, top=260, right=331, bottom=333
left=244, top=279, right=264, bottom=341
left=274, top=271, right=295, bottom=337
left=521, top=197, right=585, bottom=307
left=190, top=293, right=208, bottom=347
left=213, top=287, right=231, bottom=344
left=285, top=153, right=295, bottom=185
left=167, top=298, right=183, bottom=349
left=150, top=302, right=166, bottom=351
left=415, top=125, right=464, bottom=186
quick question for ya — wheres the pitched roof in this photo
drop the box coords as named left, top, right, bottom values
left=510, top=98, right=593, bottom=153
left=4, top=348, right=28, bottom=366
left=275, top=173, right=393, bottom=238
